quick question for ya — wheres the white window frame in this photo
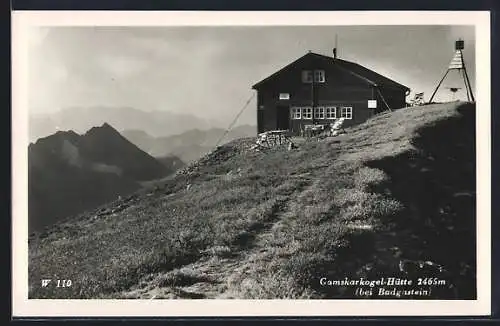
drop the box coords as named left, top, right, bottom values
left=340, top=106, right=353, bottom=119
left=314, top=107, right=325, bottom=119
left=302, top=70, right=313, bottom=83
left=325, top=106, right=337, bottom=120
left=302, top=107, right=313, bottom=120
left=291, top=107, right=302, bottom=120
left=314, top=70, right=326, bottom=83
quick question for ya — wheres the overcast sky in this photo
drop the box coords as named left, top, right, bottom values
left=28, top=25, right=475, bottom=125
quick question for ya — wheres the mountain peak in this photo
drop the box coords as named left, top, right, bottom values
left=85, top=122, right=121, bottom=138
left=97, top=122, right=119, bottom=133
left=101, top=122, right=114, bottom=129
left=33, top=129, right=81, bottom=147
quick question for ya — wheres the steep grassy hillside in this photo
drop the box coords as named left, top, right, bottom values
left=28, top=102, right=476, bottom=300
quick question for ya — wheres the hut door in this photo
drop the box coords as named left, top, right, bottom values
left=276, top=105, right=290, bottom=131
left=257, top=109, right=265, bottom=133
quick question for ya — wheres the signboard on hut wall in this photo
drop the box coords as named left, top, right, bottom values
left=279, top=93, right=290, bottom=100
left=368, top=100, right=377, bottom=108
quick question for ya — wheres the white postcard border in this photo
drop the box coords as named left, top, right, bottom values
left=11, top=10, right=491, bottom=317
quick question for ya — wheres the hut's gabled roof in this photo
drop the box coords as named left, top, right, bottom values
left=252, top=52, right=410, bottom=91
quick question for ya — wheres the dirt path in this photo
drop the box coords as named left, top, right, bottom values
left=117, top=176, right=317, bottom=299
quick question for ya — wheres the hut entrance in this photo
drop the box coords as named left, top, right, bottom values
left=276, top=105, right=290, bottom=131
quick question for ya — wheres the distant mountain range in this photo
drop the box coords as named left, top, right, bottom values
left=28, top=123, right=175, bottom=233
left=29, top=106, right=225, bottom=142
left=122, top=124, right=257, bottom=163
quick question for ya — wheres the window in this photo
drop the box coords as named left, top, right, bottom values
left=314, top=70, right=326, bottom=83
left=314, top=107, right=325, bottom=119
left=340, top=106, right=353, bottom=119
left=325, top=107, right=337, bottom=119
left=302, top=107, right=313, bottom=120
left=291, top=107, right=302, bottom=120
left=279, top=93, right=290, bottom=100
left=303, top=70, right=325, bottom=83
left=302, top=70, right=313, bottom=83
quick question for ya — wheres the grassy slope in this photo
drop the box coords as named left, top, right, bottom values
left=28, top=102, right=476, bottom=299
